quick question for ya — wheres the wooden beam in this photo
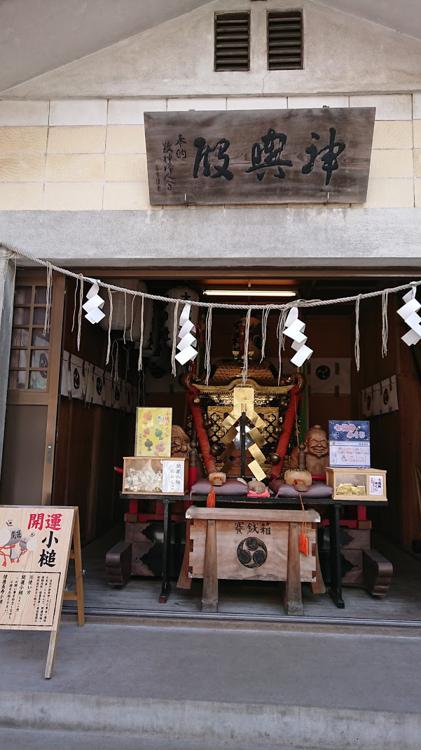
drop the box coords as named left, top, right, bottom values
left=187, top=506, right=320, bottom=524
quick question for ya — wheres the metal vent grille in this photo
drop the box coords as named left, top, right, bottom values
left=214, top=12, right=250, bottom=71
left=267, top=10, right=303, bottom=70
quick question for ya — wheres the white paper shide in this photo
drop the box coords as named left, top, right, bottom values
left=82, top=282, right=106, bottom=325
left=282, top=307, right=313, bottom=367
left=175, top=303, right=198, bottom=365
left=397, top=288, right=421, bottom=346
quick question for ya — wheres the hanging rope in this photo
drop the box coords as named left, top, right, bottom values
left=381, top=289, right=389, bottom=359
left=276, top=307, right=290, bottom=384
left=43, top=261, right=53, bottom=335
left=4, top=242, right=421, bottom=313
left=137, top=295, right=145, bottom=371
left=260, top=305, right=272, bottom=363
left=76, top=275, right=84, bottom=352
left=111, top=339, right=119, bottom=384
left=171, top=299, right=180, bottom=377
left=106, top=288, right=113, bottom=365
left=71, top=276, right=79, bottom=333
left=6, top=241, right=421, bottom=380
left=123, top=291, right=127, bottom=345
left=354, top=294, right=362, bottom=372
left=130, top=294, right=135, bottom=342
left=204, top=306, right=213, bottom=385
left=241, top=308, right=252, bottom=384
left=125, top=346, right=130, bottom=380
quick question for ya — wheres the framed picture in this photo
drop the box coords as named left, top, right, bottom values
left=135, top=407, right=172, bottom=457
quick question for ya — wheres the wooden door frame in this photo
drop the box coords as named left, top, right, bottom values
left=6, top=270, right=65, bottom=505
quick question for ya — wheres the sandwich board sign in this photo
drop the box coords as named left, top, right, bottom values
left=0, top=505, right=84, bottom=678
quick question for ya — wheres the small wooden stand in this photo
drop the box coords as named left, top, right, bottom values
left=45, top=508, right=85, bottom=678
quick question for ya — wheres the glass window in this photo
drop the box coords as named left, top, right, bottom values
left=31, top=329, right=49, bottom=346
left=9, top=284, right=50, bottom=392
left=30, top=350, right=49, bottom=369
left=14, top=287, right=32, bottom=305
left=29, top=371, right=48, bottom=390
left=34, top=287, right=47, bottom=305
left=13, top=307, right=30, bottom=326
left=10, top=350, right=28, bottom=368
left=8, top=371, right=27, bottom=389
left=12, top=328, right=30, bottom=347
left=33, top=307, right=47, bottom=326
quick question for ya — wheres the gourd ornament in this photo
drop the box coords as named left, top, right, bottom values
left=284, top=446, right=313, bottom=492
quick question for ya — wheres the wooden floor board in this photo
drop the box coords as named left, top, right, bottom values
left=63, top=526, right=421, bottom=622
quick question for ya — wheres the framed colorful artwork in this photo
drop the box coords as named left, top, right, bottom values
left=135, top=407, right=172, bottom=458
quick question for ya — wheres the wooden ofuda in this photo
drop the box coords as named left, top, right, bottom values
left=186, top=507, right=322, bottom=615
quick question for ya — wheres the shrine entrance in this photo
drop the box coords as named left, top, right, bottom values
left=2, top=266, right=421, bottom=625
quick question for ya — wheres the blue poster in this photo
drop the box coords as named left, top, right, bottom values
left=328, top=420, right=371, bottom=468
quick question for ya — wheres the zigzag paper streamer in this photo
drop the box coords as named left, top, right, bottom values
left=283, top=307, right=313, bottom=367
left=175, top=303, right=198, bottom=365
left=397, top=288, right=421, bottom=346
left=82, top=282, right=105, bottom=325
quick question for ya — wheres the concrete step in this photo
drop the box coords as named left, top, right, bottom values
left=1, top=690, right=421, bottom=750
left=0, top=727, right=295, bottom=750
left=1, top=621, right=421, bottom=750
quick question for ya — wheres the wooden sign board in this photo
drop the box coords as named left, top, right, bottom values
left=145, top=107, right=375, bottom=205
left=0, top=505, right=84, bottom=678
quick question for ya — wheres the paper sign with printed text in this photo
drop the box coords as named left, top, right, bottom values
left=328, top=420, right=371, bottom=468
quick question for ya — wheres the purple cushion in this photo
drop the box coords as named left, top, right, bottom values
left=190, top=479, right=248, bottom=496
left=270, top=480, right=332, bottom=499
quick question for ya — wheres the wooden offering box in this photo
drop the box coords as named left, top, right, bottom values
left=122, top=457, right=188, bottom=495
left=326, top=467, right=387, bottom=502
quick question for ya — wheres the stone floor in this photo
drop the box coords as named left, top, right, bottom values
left=64, top=525, right=421, bottom=624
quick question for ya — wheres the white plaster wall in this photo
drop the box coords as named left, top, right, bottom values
left=2, top=0, right=421, bottom=99
left=0, top=92, right=419, bottom=211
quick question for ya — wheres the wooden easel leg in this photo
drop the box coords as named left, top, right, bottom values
left=72, top=509, right=85, bottom=626
left=45, top=629, right=59, bottom=679
left=284, top=523, right=303, bottom=616
left=202, top=519, right=218, bottom=612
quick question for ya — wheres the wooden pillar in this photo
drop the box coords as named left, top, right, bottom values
left=202, top=519, right=218, bottom=612
left=285, top=522, right=303, bottom=615
left=0, top=249, right=15, bottom=479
